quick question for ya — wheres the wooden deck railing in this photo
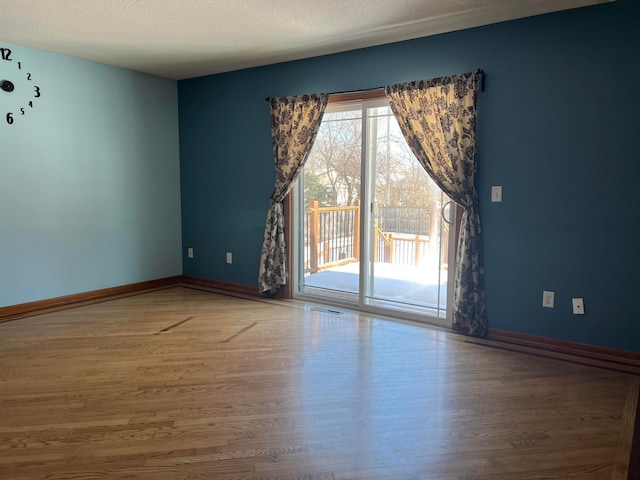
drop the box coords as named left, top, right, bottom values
left=304, top=201, right=434, bottom=274
left=374, top=227, right=430, bottom=266
left=305, top=201, right=360, bottom=274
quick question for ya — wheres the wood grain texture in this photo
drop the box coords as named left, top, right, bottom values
left=487, top=328, right=640, bottom=373
left=611, top=377, right=639, bottom=480
left=0, top=276, right=182, bottom=322
left=181, top=275, right=263, bottom=298
left=625, top=377, right=640, bottom=480
left=0, top=287, right=636, bottom=479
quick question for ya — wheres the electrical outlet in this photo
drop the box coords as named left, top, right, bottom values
left=226, top=252, right=232, bottom=264
left=572, top=298, right=585, bottom=315
left=542, top=291, right=554, bottom=308
left=187, top=247, right=194, bottom=258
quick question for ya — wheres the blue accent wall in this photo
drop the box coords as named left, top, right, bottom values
left=179, top=0, right=640, bottom=351
left=1, top=42, right=182, bottom=307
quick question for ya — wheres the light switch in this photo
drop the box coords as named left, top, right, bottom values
left=491, top=186, right=502, bottom=202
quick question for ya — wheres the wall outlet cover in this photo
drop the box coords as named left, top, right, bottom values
left=542, top=290, right=555, bottom=308
left=572, top=298, right=585, bottom=315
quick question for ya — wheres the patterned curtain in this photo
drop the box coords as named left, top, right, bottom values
left=258, top=93, right=329, bottom=295
left=385, top=71, right=487, bottom=336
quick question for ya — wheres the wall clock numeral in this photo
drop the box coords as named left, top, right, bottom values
left=1, top=45, right=42, bottom=126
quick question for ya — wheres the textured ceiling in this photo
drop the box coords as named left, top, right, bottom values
left=0, top=0, right=613, bottom=80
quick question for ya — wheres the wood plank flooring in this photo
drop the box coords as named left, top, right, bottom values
left=0, top=287, right=636, bottom=479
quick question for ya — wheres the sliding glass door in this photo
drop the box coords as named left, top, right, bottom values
left=294, top=96, right=455, bottom=323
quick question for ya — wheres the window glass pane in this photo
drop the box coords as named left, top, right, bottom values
left=296, top=97, right=453, bottom=323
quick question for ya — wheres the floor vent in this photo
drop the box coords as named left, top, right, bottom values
left=309, top=307, right=344, bottom=315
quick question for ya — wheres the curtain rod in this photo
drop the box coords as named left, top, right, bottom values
left=265, top=69, right=485, bottom=102
left=265, top=86, right=382, bottom=103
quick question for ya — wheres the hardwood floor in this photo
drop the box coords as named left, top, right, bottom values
left=0, top=287, right=636, bottom=479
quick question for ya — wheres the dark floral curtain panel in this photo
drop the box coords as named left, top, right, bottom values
left=258, top=94, right=329, bottom=295
left=385, top=71, right=487, bottom=336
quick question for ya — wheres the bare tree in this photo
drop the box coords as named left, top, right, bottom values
left=373, top=113, right=433, bottom=208
left=305, top=111, right=362, bottom=206
left=305, top=106, right=437, bottom=210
